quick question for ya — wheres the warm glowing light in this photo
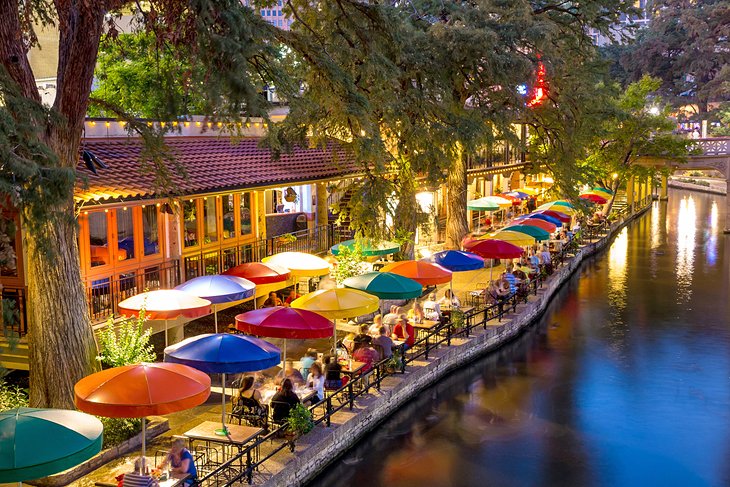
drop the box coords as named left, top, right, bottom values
left=607, top=227, right=628, bottom=311
left=104, top=121, right=110, bottom=128
left=612, top=173, right=618, bottom=180
left=675, top=196, right=696, bottom=302
left=195, top=122, right=201, bottom=127
left=184, top=122, right=190, bottom=127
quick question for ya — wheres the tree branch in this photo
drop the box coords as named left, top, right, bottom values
left=0, top=0, right=41, bottom=102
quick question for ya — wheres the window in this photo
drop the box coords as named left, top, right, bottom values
left=240, top=192, right=252, bottom=236
left=183, top=200, right=198, bottom=248
left=222, top=194, right=235, bottom=239
left=278, top=19, right=283, bottom=26
left=116, top=209, right=135, bottom=261
left=141, top=205, right=160, bottom=256
left=0, top=216, right=18, bottom=277
left=88, top=212, right=110, bottom=267
left=203, top=197, right=218, bottom=244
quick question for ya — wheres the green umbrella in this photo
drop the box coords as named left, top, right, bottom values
left=331, top=239, right=401, bottom=256
left=502, top=224, right=551, bottom=241
left=466, top=198, right=500, bottom=211
left=0, top=408, right=103, bottom=483
left=592, top=186, right=614, bottom=197
left=343, top=272, right=423, bottom=300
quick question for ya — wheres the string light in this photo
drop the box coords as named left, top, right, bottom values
left=527, top=61, right=548, bottom=108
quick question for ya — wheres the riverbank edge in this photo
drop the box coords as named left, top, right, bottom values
left=668, top=180, right=727, bottom=196
left=264, top=203, right=652, bottom=487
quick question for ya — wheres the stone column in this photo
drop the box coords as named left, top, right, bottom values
left=660, top=175, right=668, bottom=200
left=316, top=182, right=328, bottom=228
left=626, top=176, right=635, bottom=208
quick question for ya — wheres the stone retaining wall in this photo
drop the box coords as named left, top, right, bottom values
left=264, top=205, right=650, bottom=487
left=668, top=180, right=727, bottom=195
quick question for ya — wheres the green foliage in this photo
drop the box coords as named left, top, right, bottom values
left=0, top=381, right=29, bottom=410
left=285, top=403, right=314, bottom=436
left=450, top=309, right=465, bottom=329
left=100, top=417, right=142, bottom=449
left=331, top=242, right=368, bottom=285
left=97, top=307, right=156, bottom=368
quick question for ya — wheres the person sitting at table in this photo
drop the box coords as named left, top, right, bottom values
left=383, top=305, right=401, bottom=328
left=496, top=275, right=512, bottom=298
left=502, top=264, right=517, bottom=294
left=392, top=316, right=415, bottom=349
left=540, top=243, right=553, bottom=274
left=341, top=331, right=357, bottom=355
left=368, top=314, right=385, bottom=336
left=276, top=360, right=305, bottom=386
left=299, top=348, right=318, bottom=379
left=119, top=457, right=158, bottom=487
left=271, top=378, right=301, bottom=424
left=263, top=291, right=283, bottom=308
left=324, top=355, right=344, bottom=389
left=407, top=302, right=425, bottom=324
left=157, top=438, right=197, bottom=485
left=423, top=293, right=442, bottom=321
left=355, top=323, right=370, bottom=343
left=306, top=362, right=325, bottom=402
left=438, top=289, right=461, bottom=311
left=283, top=288, right=301, bottom=306
left=513, top=263, right=528, bottom=282
left=352, top=335, right=379, bottom=373
left=235, top=375, right=263, bottom=403
left=372, top=325, right=394, bottom=359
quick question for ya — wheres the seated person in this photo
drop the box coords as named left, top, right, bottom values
left=496, top=276, right=512, bottom=298
left=512, top=263, right=528, bottom=281
left=299, top=349, right=318, bottom=378
left=352, top=336, right=379, bottom=373
left=422, top=293, right=442, bottom=321
left=438, top=289, right=461, bottom=311
left=270, top=378, right=301, bottom=424
left=235, top=375, right=263, bottom=403
left=502, top=264, right=517, bottom=293
left=341, top=332, right=357, bottom=355
left=283, top=288, right=301, bottom=306
left=392, top=316, right=415, bottom=348
left=355, top=323, right=370, bottom=343
left=306, top=362, right=325, bottom=402
left=368, top=314, right=385, bottom=336
left=157, top=438, right=197, bottom=484
left=383, top=306, right=401, bottom=328
left=323, top=355, right=343, bottom=389
left=407, top=302, right=425, bottom=324
left=372, top=326, right=394, bottom=359
left=262, top=291, right=283, bottom=308
left=276, top=360, right=305, bottom=386
left=120, top=458, right=158, bottom=487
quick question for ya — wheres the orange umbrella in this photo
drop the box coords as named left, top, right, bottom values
left=118, top=290, right=212, bottom=347
left=379, top=260, right=452, bottom=286
left=75, top=363, right=211, bottom=472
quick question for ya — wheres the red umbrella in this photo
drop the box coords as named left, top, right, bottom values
left=535, top=210, right=571, bottom=223
left=579, top=192, right=608, bottom=204
left=500, top=194, right=523, bottom=206
left=380, top=260, right=452, bottom=286
left=236, top=306, right=333, bottom=365
left=118, top=290, right=212, bottom=347
left=74, top=363, right=211, bottom=472
left=463, top=239, right=524, bottom=259
left=222, top=262, right=291, bottom=284
left=518, top=218, right=557, bottom=233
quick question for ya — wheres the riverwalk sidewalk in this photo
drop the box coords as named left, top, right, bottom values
left=63, top=206, right=643, bottom=487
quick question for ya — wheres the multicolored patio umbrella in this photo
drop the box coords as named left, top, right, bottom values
left=501, top=224, right=551, bottom=241
left=75, top=363, right=211, bottom=472
left=235, top=306, right=332, bottom=370
left=164, top=333, right=280, bottom=435
left=430, top=250, right=484, bottom=272
left=579, top=192, right=608, bottom=204
left=291, top=288, right=380, bottom=350
left=500, top=194, right=523, bottom=206
left=466, top=198, right=500, bottom=211
left=331, top=239, right=401, bottom=257
left=263, top=252, right=331, bottom=277
left=480, top=195, right=513, bottom=208
left=537, top=201, right=576, bottom=214
left=519, top=213, right=562, bottom=227
left=516, top=187, right=540, bottom=196
left=343, top=272, right=423, bottom=300
left=118, top=290, right=212, bottom=347
left=483, top=230, right=535, bottom=246
left=222, top=262, right=291, bottom=285
left=534, top=209, right=571, bottom=223
left=516, top=217, right=557, bottom=233
left=0, top=408, right=103, bottom=483
left=504, top=191, right=530, bottom=200
left=175, top=275, right=256, bottom=332
left=592, top=186, right=614, bottom=197
left=380, top=260, right=453, bottom=286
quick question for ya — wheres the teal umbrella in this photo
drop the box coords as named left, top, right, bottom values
left=466, top=198, right=500, bottom=211
left=0, top=408, right=103, bottom=483
left=343, top=272, right=423, bottom=300
left=331, top=239, right=401, bottom=256
left=502, top=224, right=551, bottom=241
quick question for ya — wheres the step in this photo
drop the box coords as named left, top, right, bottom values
left=0, top=339, right=29, bottom=370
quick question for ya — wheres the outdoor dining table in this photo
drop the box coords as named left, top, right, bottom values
left=411, top=319, right=440, bottom=339
left=184, top=420, right=264, bottom=467
left=338, top=359, right=367, bottom=377
left=259, top=384, right=317, bottom=406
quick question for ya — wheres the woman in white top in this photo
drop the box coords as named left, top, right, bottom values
left=539, top=244, right=551, bottom=264
left=438, top=289, right=461, bottom=310
left=306, top=362, right=325, bottom=402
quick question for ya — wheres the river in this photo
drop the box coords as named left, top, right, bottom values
left=309, top=189, right=730, bottom=487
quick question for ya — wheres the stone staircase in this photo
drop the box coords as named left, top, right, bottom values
left=0, top=337, right=29, bottom=370
left=611, top=189, right=628, bottom=214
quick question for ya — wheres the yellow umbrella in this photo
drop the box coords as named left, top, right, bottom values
left=526, top=181, right=552, bottom=188
left=537, top=201, right=577, bottom=215
left=484, top=230, right=535, bottom=246
left=262, top=252, right=331, bottom=277
left=517, top=187, right=540, bottom=196
left=291, top=288, right=380, bottom=351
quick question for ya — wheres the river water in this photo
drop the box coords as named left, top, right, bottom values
left=309, top=189, right=730, bottom=487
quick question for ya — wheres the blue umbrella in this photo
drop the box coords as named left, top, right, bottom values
left=431, top=250, right=484, bottom=272
left=505, top=191, right=530, bottom=200
left=165, top=333, right=280, bottom=435
left=518, top=213, right=563, bottom=227
left=176, top=275, right=256, bottom=333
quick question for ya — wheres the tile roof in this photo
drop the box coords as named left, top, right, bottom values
left=76, top=137, right=360, bottom=203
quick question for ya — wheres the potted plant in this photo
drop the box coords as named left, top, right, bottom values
left=450, top=309, right=465, bottom=330
left=385, top=349, right=403, bottom=374
left=284, top=404, right=314, bottom=450
left=276, top=233, right=297, bottom=245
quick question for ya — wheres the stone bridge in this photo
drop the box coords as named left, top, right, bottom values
left=636, top=137, right=730, bottom=232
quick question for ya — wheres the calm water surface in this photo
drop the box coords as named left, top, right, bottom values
left=310, top=189, right=730, bottom=487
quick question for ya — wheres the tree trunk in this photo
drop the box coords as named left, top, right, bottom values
left=394, top=172, right=417, bottom=260
left=26, top=200, right=98, bottom=409
left=445, top=150, right=469, bottom=249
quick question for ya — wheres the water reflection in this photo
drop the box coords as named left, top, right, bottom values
left=707, top=201, right=718, bottom=266
left=675, top=196, right=696, bottom=302
left=311, top=189, right=729, bottom=487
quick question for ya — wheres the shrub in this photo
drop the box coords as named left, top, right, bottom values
left=285, top=403, right=314, bottom=436
left=97, top=307, right=156, bottom=368
left=0, top=380, right=28, bottom=410
left=100, top=417, right=142, bottom=449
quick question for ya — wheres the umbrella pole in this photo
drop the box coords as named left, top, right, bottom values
left=164, top=320, right=168, bottom=348
left=283, top=339, right=287, bottom=369
left=333, top=319, right=337, bottom=356
left=140, top=416, right=146, bottom=473
left=214, top=306, right=218, bottom=334
left=217, top=372, right=228, bottom=436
